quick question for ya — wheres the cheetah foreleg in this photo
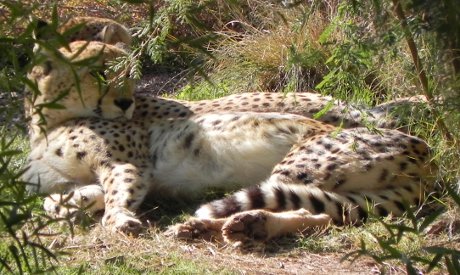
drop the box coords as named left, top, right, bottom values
left=44, top=184, right=105, bottom=220
left=222, top=209, right=332, bottom=244
left=98, top=163, right=147, bottom=235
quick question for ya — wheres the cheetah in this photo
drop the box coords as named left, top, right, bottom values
left=23, top=40, right=436, bottom=243
left=33, top=16, right=131, bottom=52
left=34, top=16, right=425, bottom=131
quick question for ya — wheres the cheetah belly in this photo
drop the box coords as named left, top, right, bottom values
left=149, top=113, right=308, bottom=196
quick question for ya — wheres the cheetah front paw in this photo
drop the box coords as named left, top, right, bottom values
left=43, top=185, right=105, bottom=220
left=102, top=207, right=143, bottom=235
left=44, top=193, right=79, bottom=219
left=166, top=218, right=225, bottom=241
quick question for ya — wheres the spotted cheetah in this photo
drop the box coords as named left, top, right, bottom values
left=33, top=16, right=131, bottom=53
left=23, top=40, right=435, bottom=243
left=34, top=16, right=423, bottom=131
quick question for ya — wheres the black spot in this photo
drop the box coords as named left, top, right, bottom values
left=393, top=200, right=405, bottom=212
left=274, top=187, right=286, bottom=210
left=379, top=169, right=389, bottom=182
left=276, top=127, right=290, bottom=135
left=284, top=125, right=296, bottom=133
left=379, top=194, right=389, bottom=200
left=346, top=195, right=357, bottom=204
left=364, top=163, right=373, bottom=171
left=357, top=206, right=368, bottom=222
left=126, top=199, right=135, bottom=208
left=324, top=143, right=333, bottom=150
left=124, top=178, right=134, bottom=183
left=334, top=202, right=346, bottom=225
left=280, top=170, right=291, bottom=177
left=212, top=196, right=241, bottom=218
left=247, top=186, right=265, bottom=209
left=111, top=190, right=118, bottom=195
left=289, top=191, right=301, bottom=209
left=386, top=155, right=395, bottom=161
left=326, top=163, right=337, bottom=171
left=183, top=133, right=194, bottom=149
left=100, top=160, right=111, bottom=167
left=376, top=206, right=389, bottom=217
left=296, top=172, right=312, bottom=184
left=309, top=195, right=325, bottom=214
left=76, top=151, right=87, bottom=160
left=403, top=185, right=413, bottom=192
left=410, top=138, right=421, bottom=145
left=55, top=148, right=63, bottom=157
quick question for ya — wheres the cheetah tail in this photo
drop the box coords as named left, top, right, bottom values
left=194, top=181, right=427, bottom=225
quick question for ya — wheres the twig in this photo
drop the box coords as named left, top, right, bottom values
left=391, top=0, right=453, bottom=142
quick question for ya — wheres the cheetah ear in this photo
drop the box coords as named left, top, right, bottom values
left=100, top=24, right=132, bottom=50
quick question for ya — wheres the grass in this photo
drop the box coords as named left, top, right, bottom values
left=1, top=0, right=459, bottom=273
left=53, top=227, right=235, bottom=274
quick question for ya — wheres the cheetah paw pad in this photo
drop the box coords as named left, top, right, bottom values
left=166, top=219, right=222, bottom=241
left=222, top=210, right=269, bottom=243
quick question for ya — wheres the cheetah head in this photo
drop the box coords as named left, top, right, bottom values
left=26, top=41, right=135, bottom=135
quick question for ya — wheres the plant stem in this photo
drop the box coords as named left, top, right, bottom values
left=391, top=0, right=453, bottom=142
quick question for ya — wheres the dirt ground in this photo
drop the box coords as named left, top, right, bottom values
left=53, top=225, right=385, bottom=274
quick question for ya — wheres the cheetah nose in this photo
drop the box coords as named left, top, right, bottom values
left=114, top=98, right=134, bottom=111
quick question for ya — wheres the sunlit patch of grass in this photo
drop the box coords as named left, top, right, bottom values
left=174, top=81, right=232, bottom=101
left=48, top=226, right=235, bottom=274
left=199, top=9, right=331, bottom=94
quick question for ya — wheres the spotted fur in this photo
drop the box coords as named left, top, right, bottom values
left=58, top=17, right=131, bottom=46
left=24, top=38, right=436, bottom=242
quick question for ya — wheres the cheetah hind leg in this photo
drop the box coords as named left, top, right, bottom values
left=222, top=209, right=332, bottom=244
left=44, top=184, right=105, bottom=220
left=166, top=217, right=228, bottom=242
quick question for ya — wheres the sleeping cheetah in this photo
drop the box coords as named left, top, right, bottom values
left=23, top=40, right=436, bottom=242
left=34, top=16, right=424, bottom=130
left=33, top=16, right=131, bottom=52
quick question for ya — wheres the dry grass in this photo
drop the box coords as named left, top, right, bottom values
left=37, top=211, right=460, bottom=274
left=203, top=9, right=332, bottom=94
left=1, top=0, right=459, bottom=273
left=44, top=223, right=380, bottom=274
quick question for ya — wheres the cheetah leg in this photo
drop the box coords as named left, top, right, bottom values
left=222, top=209, right=331, bottom=244
left=98, top=163, right=147, bottom=235
left=44, top=184, right=105, bottom=219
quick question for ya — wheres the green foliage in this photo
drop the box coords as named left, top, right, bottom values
left=0, top=133, right=62, bottom=274
left=0, top=2, right=78, bottom=273
left=0, top=0, right=459, bottom=273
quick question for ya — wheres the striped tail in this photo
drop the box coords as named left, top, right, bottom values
left=194, top=179, right=426, bottom=225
